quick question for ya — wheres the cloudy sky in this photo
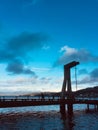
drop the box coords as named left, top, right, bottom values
left=0, top=0, right=98, bottom=95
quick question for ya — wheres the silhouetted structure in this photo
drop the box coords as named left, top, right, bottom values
left=61, top=61, right=79, bottom=99
left=60, top=61, right=79, bottom=115
left=0, top=61, right=98, bottom=115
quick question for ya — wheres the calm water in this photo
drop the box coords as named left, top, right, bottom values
left=0, top=97, right=98, bottom=130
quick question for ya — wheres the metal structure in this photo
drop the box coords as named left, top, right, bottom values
left=61, top=61, right=79, bottom=99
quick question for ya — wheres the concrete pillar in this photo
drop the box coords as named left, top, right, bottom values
left=60, top=103, right=66, bottom=116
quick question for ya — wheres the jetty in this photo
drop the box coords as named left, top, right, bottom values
left=0, top=61, right=98, bottom=114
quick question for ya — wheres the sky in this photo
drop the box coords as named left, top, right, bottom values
left=0, top=0, right=98, bottom=95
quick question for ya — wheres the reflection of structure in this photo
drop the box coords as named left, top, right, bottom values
left=60, top=61, right=79, bottom=115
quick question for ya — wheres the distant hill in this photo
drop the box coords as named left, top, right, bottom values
left=21, top=86, right=98, bottom=98
left=75, top=86, right=98, bottom=97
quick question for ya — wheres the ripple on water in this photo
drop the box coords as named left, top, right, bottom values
left=0, top=106, right=98, bottom=130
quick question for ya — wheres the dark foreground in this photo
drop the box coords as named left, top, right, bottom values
left=0, top=105, right=98, bottom=130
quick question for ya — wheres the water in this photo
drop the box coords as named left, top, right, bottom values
left=0, top=98, right=98, bottom=130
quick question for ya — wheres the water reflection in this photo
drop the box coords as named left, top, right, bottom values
left=60, top=103, right=75, bottom=130
left=0, top=106, right=98, bottom=130
left=61, top=109, right=75, bottom=130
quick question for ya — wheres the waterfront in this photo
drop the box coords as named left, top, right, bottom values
left=0, top=104, right=98, bottom=130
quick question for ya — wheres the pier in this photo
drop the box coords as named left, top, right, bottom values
left=0, top=97, right=98, bottom=112
left=0, top=61, right=98, bottom=114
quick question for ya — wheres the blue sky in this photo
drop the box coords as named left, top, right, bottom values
left=0, top=0, right=98, bottom=95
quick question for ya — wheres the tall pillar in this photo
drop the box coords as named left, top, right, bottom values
left=60, top=103, right=66, bottom=116
left=60, top=61, right=79, bottom=114
left=61, top=66, right=67, bottom=99
left=61, top=66, right=72, bottom=99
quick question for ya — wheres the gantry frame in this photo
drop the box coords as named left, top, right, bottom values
left=61, top=61, right=79, bottom=99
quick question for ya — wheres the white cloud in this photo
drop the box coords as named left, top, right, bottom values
left=54, top=46, right=98, bottom=66
left=60, top=45, right=77, bottom=54
left=0, top=75, right=62, bottom=94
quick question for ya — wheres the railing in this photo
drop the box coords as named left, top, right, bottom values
left=0, top=96, right=98, bottom=102
left=0, top=96, right=98, bottom=109
left=0, top=96, right=61, bottom=102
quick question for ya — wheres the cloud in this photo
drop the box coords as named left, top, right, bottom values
left=54, top=46, right=98, bottom=66
left=0, top=32, right=48, bottom=75
left=0, top=75, right=55, bottom=93
left=76, top=68, right=98, bottom=85
left=0, top=32, right=48, bottom=62
left=6, top=59, right=37, bottom=76
left=78, top=69, right=88, bottom=75
left=90, top=68, right=98, bottom=78
left=77, top=76, right=93, bottom=85
left=59, top=45, right=77, bottom=54
left=8, top=76, right=52, bottom=86
left=9, top=76, right=38, bottom=85
left=40, top=77, right=52, bottom=84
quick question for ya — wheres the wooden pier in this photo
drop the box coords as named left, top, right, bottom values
left=0, top=97, right=98, bottom=113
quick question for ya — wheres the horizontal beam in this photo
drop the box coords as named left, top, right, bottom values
left=64, top=61, right=79, bottom=69
left=0, top=99, right=98, bottom=108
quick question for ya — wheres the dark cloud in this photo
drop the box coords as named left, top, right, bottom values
left=6, top=60, right=24, bottom=74
left=90, top=68, right=98, bottom=78
left=54, top=46, right=98, bottom=66
left=40, top=77, right=52, bottom=84
left=6, top=59, right=36, bottom=76
left=77, top=76, right=94, bottom=84
left=0, top=32, right=48, bottom=76
left=7, top=32, right=47, bottom=52
left=23, top=69, right=35, bottom=75
left=0, top=32, right=48, bottom=62
left=76, top=68, right=98, bottom=85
